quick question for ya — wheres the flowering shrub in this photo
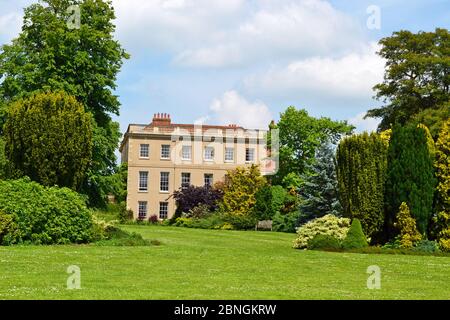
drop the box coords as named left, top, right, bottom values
left=293, top=214, right=350, bottom=249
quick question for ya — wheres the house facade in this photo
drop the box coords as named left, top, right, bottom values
left=120, top=113, right=270, bottom=220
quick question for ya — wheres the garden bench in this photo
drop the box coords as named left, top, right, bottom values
left=255, top=220, right=273, bottom=231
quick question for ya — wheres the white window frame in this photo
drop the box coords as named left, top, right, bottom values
left=159, top=202, right=168, bottom=220
left=138, top=201, right=147, bottom=219
left=225, top=147, right=234, bottom=162
left=181, top=145, right=192, bottom=160
left=204, top=174, right=213, bottom=187
left=160, top=172, right=169, bottom=192
left=139, top=171, right=148, bottom=192
left=181, top=172, right=191, bottom=189
left=204, top=146, right=214, bottom=161
left=161, top=144, right=170, bottom=160
left=139, top=144, right=149, bottom=159
left=246, top=148, right=255, bottom=163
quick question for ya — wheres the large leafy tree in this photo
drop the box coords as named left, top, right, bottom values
left=385, top=124, right=437, bottom=236
left=366, top=28, right=450, bottom=130
left=336, top=132, right=388, bottom=242
left=219, top=165, right=267, bottom=217
left=0, top=0, right=129, bottom=204
left=271, top=106, right=353, bottom=184
left=299, top=143, right=342, bottom=224
left=3, top=91, right=92, bottom=190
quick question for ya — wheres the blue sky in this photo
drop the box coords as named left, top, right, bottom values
left=1, top=0, right=449, bottom=134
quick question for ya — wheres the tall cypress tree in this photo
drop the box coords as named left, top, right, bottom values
left=299, top=143, right=342, bottom=224
left=385, top=124, right=437, bottom=236
left=336, top=132, right=388, bottom=242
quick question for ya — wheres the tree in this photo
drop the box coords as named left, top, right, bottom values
left=299, top=142, right=342, bottom=224
left=219, top=165, right=266, bottom=217
left=385, top=124, right=437, bottom=236
left=365, top=28, right=450, bottom=131
left=410, top=105, right=450, bottom=139
left=341, top=219, right=368, bottom=250
left=173, top=185, right=223, bottom=217
left=3, top=91, right=92, bottom=190
left=435, top=119, right=450, bottom=215
left=0, top=0, right=129, bottom=205
left=395, top=202, right=421, bottom=249
left=336, top=132, right=388, bottom=242
left=434, top=119, right=450, bottom=251
left=271, top=106, right=353, bottom=184
left=254, top=185, right=287, bottom=221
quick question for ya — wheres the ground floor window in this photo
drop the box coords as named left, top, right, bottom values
left=138, top=201, right=147, bottom=219
left=204, top=173, right=213, bottom=187
left=159, top=202, right=169, bottom=219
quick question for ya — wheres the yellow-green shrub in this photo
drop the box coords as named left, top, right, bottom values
left=293, top=214, right=350, bottom=249
left=395, top=202, right=422, bottom=249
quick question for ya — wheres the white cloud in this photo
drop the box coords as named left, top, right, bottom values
left=348, top=112, right=380, bottom=133
left=0, top=12, right=23, bottom=41
left=208, top=90, right=272, bottom=129
left=244, top=42, right=384, bottom=100
left=112, top=0, right=364, bottom=67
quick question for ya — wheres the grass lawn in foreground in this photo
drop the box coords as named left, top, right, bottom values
left=0, top=225, right=449, bottom=299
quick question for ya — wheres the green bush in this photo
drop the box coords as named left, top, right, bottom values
left=341, top=219, right=368, bottom=250
left=222, top=214, right=257, bottom=230
left=254, top=185, right=286, bottom=220
left=307, top=234, right=341, bottom=251
left=95, top=226, right=158, bottom=246
left=412, top=240, right=440, bottom=253
left=293, top=214, right=350, bottom=249
left=272, top=211, right=299, bottom=233
left=0, top=210, right=19, bottom=245
left=0, top=178, right=94, bottom=245
left=187, top=204, right=213, bottom=219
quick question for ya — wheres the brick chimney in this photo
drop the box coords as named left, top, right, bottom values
left=151, top=113, right=171, bottom=126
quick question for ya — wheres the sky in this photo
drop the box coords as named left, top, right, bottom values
left=0, top=0, right=449, bottom=134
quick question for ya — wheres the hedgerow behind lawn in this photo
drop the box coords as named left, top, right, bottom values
left=0, top=225, right=449, bottom=299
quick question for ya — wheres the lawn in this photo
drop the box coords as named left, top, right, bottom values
left=0, top=225, right=449, bottom=299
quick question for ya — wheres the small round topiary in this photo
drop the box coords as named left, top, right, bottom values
left=307, top=234, right=342, bottom=251
left=341, top=218, right=368, bottom=250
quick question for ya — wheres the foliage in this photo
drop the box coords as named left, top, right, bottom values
left=379, top=129, right=392, bottom=145
left=293, top=214, right=351, bottom=249
left=411, top=105, right=450, bottom=139
left=3, top=91, right=92, bottom=190
left=412, top=240, right=440, bottom=253
left=394, top=202, right=422, bottom=249
left=0, top=0, right=129, bottom=206
left=95, top=226, right=158, bottom=246
left=341, top=219, right=368, bottom=250
left=187, top=204, right=213, bottom=219
left=365, top=28, right=450, bottom=130
left=336, top=132, right=388, bottom=241
left=148, top=215, right=159, bottom=224
left=222, top=213, right=257, bottom=230
left=435, top=211, right=450, bottom=252
left=307, top=234, right=341, bottom=251
left=173, top=185, right=223, bottom=217
left=271, top=106, right=353, bottom=184
left=299, top=142, right=342, bottom=224
left=0, top=0, right=129, bottom=125
left=219, top=165, right=266, bottom=217
left=385, top=124, right=436, bottom=236
left=0, top=210, right=19, bottom=245
left=254, top=185, right=287, bottom=221
left=272, top=211, right=300, bottom=233
left=0, top=178, right=93, bottom=245
left=435, top=119, right=450, bottom=215
left=0, top=137, right=9, bottom=179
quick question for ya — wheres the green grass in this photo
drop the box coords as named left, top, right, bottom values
left=0, top=225, right=449, bottom=299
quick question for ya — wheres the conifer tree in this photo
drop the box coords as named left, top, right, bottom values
left=299, top=143, right=342, bottom=224
left=385, top=124, right=437, bottom=236
left=336, top=132, right=388, bottom=242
